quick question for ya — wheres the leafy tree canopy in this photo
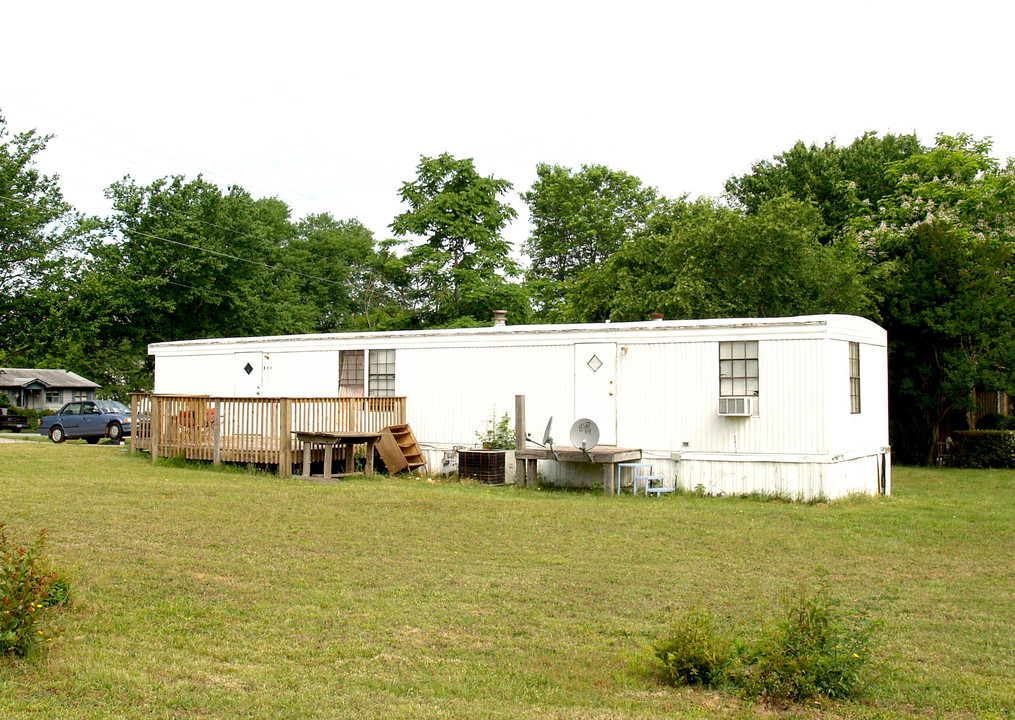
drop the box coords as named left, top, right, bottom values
left=567, top=196, right=870, bottom=323
left=521, top=163, right=660, bottom=319
left=390, top=153, right=519, bottom=326
left=847, top=134, right=1015, bottom=462
left=726, top=132, right=925, bottom=242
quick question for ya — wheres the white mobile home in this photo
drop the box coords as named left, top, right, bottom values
left=149, top=314, right=890, bottom=500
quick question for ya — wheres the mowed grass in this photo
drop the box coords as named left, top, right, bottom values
left=1, top=443, right=1012, bottom=719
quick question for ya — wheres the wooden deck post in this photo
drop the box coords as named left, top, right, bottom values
left=129, top=395, right=138, bottom=454
left=150, top=395, right=162, bottom=463
left=515, top=395, right=526, bottom=486
left=604, top=463, right=616, bottom=496
left=212, top=399, right=222, bottom=466
left=279, top=398, right=292, bottom=478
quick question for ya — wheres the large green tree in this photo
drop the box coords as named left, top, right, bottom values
left=566, top=196, right=870, bottom=323
left=390, top=153, right=523, bottom=326
left=282, top=214, right=381, bottom=332
left=521, top=163, right=660, bottom=319
left=0, top=113, right=71, bottom=295
left=726, top=132, right=924, bottom=242
left=23, top=175, right=319, bottom=394
left=847, top=134, right=1015, bottom=462
left=98, top=175, right=306, bottom=344
left=0, top=113, right=75, bottom=366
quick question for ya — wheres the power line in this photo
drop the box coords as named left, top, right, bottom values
left=1, top=192, right=357, bottom=287
left=127, top=228, right=347, bottom=285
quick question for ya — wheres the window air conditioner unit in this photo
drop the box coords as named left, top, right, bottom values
left=718, top=396, right=755, bottom=417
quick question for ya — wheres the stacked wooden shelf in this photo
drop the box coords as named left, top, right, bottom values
left=376, top=424, right=426, bottom=474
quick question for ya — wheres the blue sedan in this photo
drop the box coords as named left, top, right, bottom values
left=39, top=400, right=132, bottom=444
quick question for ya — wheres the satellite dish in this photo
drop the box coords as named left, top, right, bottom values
left=569, top=418, right=600, bottom=450
left=541, top=416, right=553, bottom=445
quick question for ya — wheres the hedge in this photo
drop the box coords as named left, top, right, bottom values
left=951, top=430, right=1015, bottom=469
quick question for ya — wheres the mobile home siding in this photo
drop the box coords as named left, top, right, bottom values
left=398, top=343, right=574, bottom=450
left=617, top=338, right=825, bottom=456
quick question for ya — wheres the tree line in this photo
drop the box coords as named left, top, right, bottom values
left=2, top=112, right=1013, bottom=463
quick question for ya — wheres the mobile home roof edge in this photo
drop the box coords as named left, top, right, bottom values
left=148, top=314, right=884, bottom=354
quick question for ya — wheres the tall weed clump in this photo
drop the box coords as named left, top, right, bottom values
left=1, top=523, right=67, bottom=658
left=654, top=587, right=879, bottom=703
left=654, top=609, right=732, bottom=687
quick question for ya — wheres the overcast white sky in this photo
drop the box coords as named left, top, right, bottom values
left=3, top=0, right=1013, bottom=255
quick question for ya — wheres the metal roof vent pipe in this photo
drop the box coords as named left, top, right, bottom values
left=493, top=310, right=507, bottom=327
left=650, top=313, right=665, bottom=321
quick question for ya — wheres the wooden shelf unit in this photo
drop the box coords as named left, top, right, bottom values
left=377, top=424, right=426, bottom=474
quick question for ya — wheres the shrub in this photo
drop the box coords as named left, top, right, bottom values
left=655, top=588, right=879, bottom=703
left=951, top=430, right=1015, bottom=469
left=475, top=411, right=515, bottom=450
left=736, top=591, right=879, bottom=701
left=0, top=523, right=62, bottom=658
left=654, top=609, right=732, bottom=687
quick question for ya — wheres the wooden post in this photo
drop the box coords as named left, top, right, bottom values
left=323, top=442, right=334, bottom=481
left=604, top=463, right=615, bottom=496
left=212, top=399, right=222, bottom=466
left=279, top=398, right=292, bottom=478
left=514, top=395, right=526, bottom=486
left=150, top=395, right=161, bottom=463
left=129, top=395, right=138, bottom=454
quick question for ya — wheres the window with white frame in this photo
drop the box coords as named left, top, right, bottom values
left=719, top=341, right=759, bottom=396
left=72, top=390, right=89, bottom=402
left=849, top=342, right=861, bottom=414
left=46, top=389, right=60, bottom=403
left=339, top=350, right=365, bottom=396
left=368, top=349, right=396, bottom=397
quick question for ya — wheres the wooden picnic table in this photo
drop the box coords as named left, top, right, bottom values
left=295, top=431, right=383, bottom=481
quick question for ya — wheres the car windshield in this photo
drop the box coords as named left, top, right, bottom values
left=96, top=400, right=129, bottom=414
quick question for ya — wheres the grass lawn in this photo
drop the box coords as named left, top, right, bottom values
left=1, top=443, right=1012, bottom=719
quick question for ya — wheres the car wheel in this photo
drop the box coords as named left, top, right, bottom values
left=50, top=426, right=66, bottom=444
left=108, top=422, right=122, bottom=444
left=86, top=437, right=100, bottom=444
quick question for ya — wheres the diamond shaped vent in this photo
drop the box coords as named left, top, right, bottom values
left=244, top=362, right=254, bottom=375
left=587, top=355, right=603, bottom=372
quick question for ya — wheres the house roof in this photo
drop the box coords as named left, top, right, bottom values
left=0, top=368, right=101, bottom=389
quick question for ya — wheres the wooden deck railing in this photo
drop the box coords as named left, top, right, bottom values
left=130, top=394, right=406, bottom=477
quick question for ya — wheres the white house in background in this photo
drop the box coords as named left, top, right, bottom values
left=0, top=368, right=100, bottom=411
left=148, top=314, right=890, bottom=500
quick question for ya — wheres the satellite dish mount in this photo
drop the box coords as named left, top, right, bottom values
left=527, top=416, right=557, bottom=460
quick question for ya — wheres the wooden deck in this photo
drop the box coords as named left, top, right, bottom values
left=131, top=394, right=406, bottom=477
left=514, top=446, right=643, bottom=495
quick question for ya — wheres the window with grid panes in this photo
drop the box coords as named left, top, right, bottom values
left=339, top=350, right=364, bottom=396
left=46, top=390, right=60, bottom=403
left=719, top=341, right=759, bottom=397
left=849, top=342, right=861, bottom=413
left=368, top=349, right=396, bottom=397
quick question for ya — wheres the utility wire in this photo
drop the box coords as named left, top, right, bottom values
left=117, top=229, right=347, bottom=286
left=1, top=191, right=372, bottom=277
